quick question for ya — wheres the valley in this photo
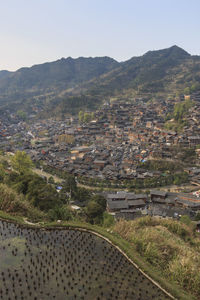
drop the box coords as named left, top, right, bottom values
left=1, top=45, right=200, bottom=300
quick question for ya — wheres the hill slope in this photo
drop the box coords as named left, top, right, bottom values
left=0, top=45, right=200, bottom=116
left=0, top=56, right=118, bottom=112
left=48, top=45, right=200, bottom=117
left=84, top=45, right=198, bottom=96
left=114, top=217, right=200, bottom=299
left=0, top=56, right=118, bottom=92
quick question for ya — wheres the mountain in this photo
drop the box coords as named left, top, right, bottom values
left=0, top=45, right=200, bottom=117
left=83, top=45, right=194, bottom=97
left=0, top=70, right=11, bottom=80
left=0, top=56, right=118, bottom=92
left=0, top=56, right=119, bottom=112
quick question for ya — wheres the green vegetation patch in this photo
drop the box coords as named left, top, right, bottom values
left=140, top=159, right=184, bottom=172
left=113, top=217, right=200, bottom=299
left=165, top=99, right=194, bottom=132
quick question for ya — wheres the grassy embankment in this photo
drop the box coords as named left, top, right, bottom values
left=0, top=210, right=197, bottom=300
left=113, top=217, right=200, bottom=300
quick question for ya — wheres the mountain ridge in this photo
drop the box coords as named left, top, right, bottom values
left=0, top=45, right=190, bottom=73
left=0, top=45, right=200, bottom=116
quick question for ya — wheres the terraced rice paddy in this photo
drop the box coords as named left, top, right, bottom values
left=0, top=220, right=171, bottom=300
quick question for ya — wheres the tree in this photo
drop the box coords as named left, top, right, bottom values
left=191, top=84, right=197, bottom=93
left=173, top=175, right=181, bottom=185
left=78, top=110, right=84, bottom=123
left=91, top=112, right=95, bottom=120
left=32, top=184, right=60, bottom=211
left=195, top=213, right=200, bottom=221
left=172, top=99, right=194, bottom=122
left=75, top=187, right=91, bottom=203
left=184, top=87, right=190, bottom=95
left=175, top=91, right=180, bottom=100
left=48, top=205, right=72, bottom=221
left=85, top=201, right=104, bottom=224
left=191, top=83, right=200, bottom=93
left=48, top=176, right=55, bottom=184
left=11, top=151, right=34, bottom=174
left=62, top=175, right=77, bottom=198
left=16, top=110, right=27, bottom=121
left=13, top=174, right=33, bottom=194
left=90, top=194, right=106, bottom=210
left=83, top=112, right=91, bottom=123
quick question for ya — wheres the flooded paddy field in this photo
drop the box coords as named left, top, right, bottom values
left=0, top=220, right=171, bottom=300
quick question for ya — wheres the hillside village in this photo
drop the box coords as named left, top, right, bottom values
left=2, top=3, right=200, bottom=298
left=105, top=190, right=200, bottom=221
left=1, top=93, right=200, bottom=220
left=1, top=95, right=200, bottom=178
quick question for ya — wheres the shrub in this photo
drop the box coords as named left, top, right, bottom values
left=102, top=212, right=115, bottom=228
left=48, top=205, right=72, bottom=221
left=180, top=215, right=191, bottom=226
left=48, top=176, right=55, bottom=184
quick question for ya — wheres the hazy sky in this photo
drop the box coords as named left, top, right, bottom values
left=0, top=0, right=200, bottom=71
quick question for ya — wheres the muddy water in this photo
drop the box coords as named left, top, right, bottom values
left=0, top=220, right=171, bottom=300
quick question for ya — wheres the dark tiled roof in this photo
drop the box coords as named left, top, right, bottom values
left=128, top=200, right=146, bottom=206
left=150, top=190, right=167, bottom=197
left=107, top=193, right=126, bottom=200
left=107, top=200, right=129, bottom=210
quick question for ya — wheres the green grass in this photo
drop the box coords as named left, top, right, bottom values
left=0, top=210, right=25, bottom=224
left=113, top=217, right=199, bottom=299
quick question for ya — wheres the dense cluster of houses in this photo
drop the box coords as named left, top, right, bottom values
left=1, top=94, right=200, bottom=184
left=106, top=190, right=200, bottom=220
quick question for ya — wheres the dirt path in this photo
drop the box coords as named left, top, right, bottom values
left=33, top=168, right=61, bottom=183
left=23, top=217, right=40, bottom=226
left=76, top=182, right=129, bottom=191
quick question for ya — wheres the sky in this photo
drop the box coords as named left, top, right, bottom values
left=0, top=0, right=200, bottom=71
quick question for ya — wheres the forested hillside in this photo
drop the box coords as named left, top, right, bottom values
left=0, top=45, right=200, bottom=117
left=0, top=56, right=118, bottom=113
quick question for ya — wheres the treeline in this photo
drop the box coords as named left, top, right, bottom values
left=77, top=172, right=188, bottom=189
left=127, top=172, right=188, bottom=189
